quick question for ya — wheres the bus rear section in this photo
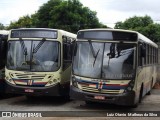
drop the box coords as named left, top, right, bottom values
left=0, top=30, right=8, bottom=94
left=5, top=28, right=76, bottom=97
left=70, top=29, right=158, bottom=107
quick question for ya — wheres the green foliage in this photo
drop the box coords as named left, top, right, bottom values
left=34, top=0, right=62, bottom=28
left=114, top=15, right=160, bottom=42
left=0, top=23, right=5, bottom=30
left=7, top=15, right=33, bottom=29
left=7, top=0, right=107, bottom=33
left=115, top=15, right=153, bottom=29
left=141, top=24, right=160, bottom=42
left=34, top=0, right=106, bottom=33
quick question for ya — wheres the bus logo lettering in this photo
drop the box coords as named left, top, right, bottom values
left=28, top=80, right=33, bottom=86
left=98, top=81, right=103, bottom=91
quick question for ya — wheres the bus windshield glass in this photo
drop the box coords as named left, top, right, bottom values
left=7, top=40, right=60, bottom=72
left=73, top=42, right=136, bottom=79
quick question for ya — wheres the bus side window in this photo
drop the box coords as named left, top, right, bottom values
left=63, top=36, right=72, bottom=70
left=143, top=43, right=146, bottom=65
left=138, top=42, right=146, bottom=66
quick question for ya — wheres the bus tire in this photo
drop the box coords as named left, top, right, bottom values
left=146, top=80, right=153, bottom=95
left=139, top=85, right=143, bottom=103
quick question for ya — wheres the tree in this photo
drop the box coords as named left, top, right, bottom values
left=7, top=0, right=107, bottom=32
left=115, top=15, right=153, bottom=29
left=0, top=23, right=5, bottom=30
left=143, top=24, right=160, bottom=42
left=7, top=15, right=33, bottom=29
left=33, top=0, right=107, bottom=33
left=114, top=15, right=160, bottom=42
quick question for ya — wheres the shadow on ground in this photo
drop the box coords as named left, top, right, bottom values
left=9, top=96, right=70, bottom=107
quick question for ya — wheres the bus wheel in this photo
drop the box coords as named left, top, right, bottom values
left=146, top=90, right=151, bottom=95
left=139, top=85, right=143, bottom=103
left=146, top=80, right=153, bottom=95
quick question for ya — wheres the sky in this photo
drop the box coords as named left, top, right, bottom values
left=0, top=0, right=160, bottom=28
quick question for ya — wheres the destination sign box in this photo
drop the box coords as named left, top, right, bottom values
left=11, top=29, right=57, bottom=39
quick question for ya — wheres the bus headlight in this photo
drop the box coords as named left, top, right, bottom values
left=125, top=80, right=135, bottom=92
left=46, top=78, right=59, bottom=86
left=127, top=86, right=132, bottom=91
left=72, top=76, right=78, bottom=88
left=5, top=75, right=15, bottom=85
left=5, top=76, right=9, bottom=81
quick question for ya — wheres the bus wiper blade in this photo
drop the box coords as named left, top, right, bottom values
left=33, top=38, right=46, bottom=53
left=93, top=49, right=100, bottom=66
left=20, top=38, right=28, bottom=61
left=88, top=40, right=100, bottom=67
left=20, top=38, right=27, bottom=55
left=88, top=40, right=96, bottom=58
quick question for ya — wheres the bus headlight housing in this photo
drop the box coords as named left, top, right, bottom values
left=125, top=80, right=135, bottom=92
left=46, top=77, right=60, bottom=86
left=72, top=76, right=78, bottom=88
left=5, top=75, right=15, bottom=85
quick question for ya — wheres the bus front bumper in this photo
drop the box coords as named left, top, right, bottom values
left=70, top=86, right=136, bottom=106
left=5, top=81, right=69, bottom=96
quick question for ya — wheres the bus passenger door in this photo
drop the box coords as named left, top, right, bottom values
left=61, top=38, right=72, bottom=85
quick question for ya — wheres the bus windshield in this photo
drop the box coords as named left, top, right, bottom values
left=7, top=40, right=60, bottom=72
left=73, top=41, right=136, bottom=79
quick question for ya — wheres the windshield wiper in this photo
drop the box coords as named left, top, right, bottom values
left=19, top=38, right=28, bottom=62
left=93, top=49, right=100, bottom=66
left=30, top=38, right=46, bottom=66
left=33, top=38, right=46, bottom=53
left=88, top=40, right=100, bottom=67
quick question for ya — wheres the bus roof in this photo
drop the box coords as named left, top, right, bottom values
left=10, top=28, right=66, bottom=32
left=138, top=33, right=158, bottom=48
left=77, top=28, right=158, bottom=48
left=9, top=28, right=76, bottom=39
left=0, top=30, right=9, bottom=35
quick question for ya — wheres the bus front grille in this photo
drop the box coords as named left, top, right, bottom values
left=13, top=73, right=46, bottom=80
left=10, top=73, right=48, bottom=87
left=78, top=83, right=123, bottom=94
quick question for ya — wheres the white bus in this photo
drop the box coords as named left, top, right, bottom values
left=70, top=28, right=158, bottom=107
left=5, top=28, right=76, bottom=98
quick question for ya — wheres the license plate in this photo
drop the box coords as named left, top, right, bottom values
left=25, top=89, right=34, bottom=93
left=94, top=95, right=105, bottom=100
